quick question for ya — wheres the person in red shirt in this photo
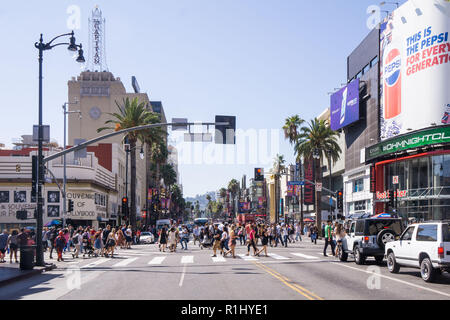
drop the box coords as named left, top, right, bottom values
left=246, top=223, right=258, bottom=256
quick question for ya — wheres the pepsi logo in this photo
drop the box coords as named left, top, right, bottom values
left=385, top=51, right=401, bottom=87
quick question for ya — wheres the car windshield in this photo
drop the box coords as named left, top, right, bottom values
left=141, top=232, right=151, bottom=236
left=367, top=219, right=402, bottom=236
left=443, top=224, right=450, bottom=242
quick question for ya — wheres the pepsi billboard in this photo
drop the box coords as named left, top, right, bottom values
left=380, top=0, right=450, bottom=141
left=330, top=79, right=360, bottom=131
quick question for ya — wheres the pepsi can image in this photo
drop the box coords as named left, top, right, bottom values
left=384, top=48, right=401, bottom=119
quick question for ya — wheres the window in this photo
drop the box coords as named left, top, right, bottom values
left=350, top=222, right=356, bottom=233
left=355, top=200, right=366, bottom=211
left=416, top=224, right=438, bottom=242
left=355, top=220, right=365, bottom=235
left=370, top=56, right=379, bottom=68
left=443, top=224, right=450, bottom=242
left=367, top=219, right=403, bottom=236
left=353, top=178, right=364, bottom=192
left=362, top=64, right=370, bottom=75
left=401, top=226, right=415, bottom=241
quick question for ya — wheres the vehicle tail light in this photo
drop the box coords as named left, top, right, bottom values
left=364, top=236, right=369, bottom=243
left=438, top=246, right=444, bottom=259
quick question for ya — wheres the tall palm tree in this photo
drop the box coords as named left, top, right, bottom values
left=283, top=115, right=304, bottom=145
left=227, top=179, right=239, bottom=219
left=206, top=194, right=212, bottom=217
left=97, top=97, right=161, bottom=229
left=272, top=154, right=286, bottom=223
left=294, top=118, right=341, bottom=235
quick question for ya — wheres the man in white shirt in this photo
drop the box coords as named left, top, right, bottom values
left=295, top=223, right=302, bottom=241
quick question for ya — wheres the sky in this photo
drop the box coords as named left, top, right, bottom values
left=0, top=0, right=407, bottom=197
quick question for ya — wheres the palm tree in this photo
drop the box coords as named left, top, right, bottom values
left=272, top=154, right=286, bottom=224
left=227, top=179, right=239, bottom=219
left=161, top=163, right=177, bottom=190
left=206, top=194, right=212, bottom=217
left=283, top=115, right=304, bottom=145
left=219, top=188, right=227, bottom=199
left=97, top=97, right=161, bottom=229
left=294, top=118, right=341, bottom=235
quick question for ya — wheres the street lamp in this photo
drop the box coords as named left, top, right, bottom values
left=62, top=102, right=81, bottom=228
left=34, top=30, right=84, bottom=267
left=380, top=1, right=399, bottom=8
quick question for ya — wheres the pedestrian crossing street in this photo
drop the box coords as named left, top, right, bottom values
left=65, top=250, right=326, bottom=270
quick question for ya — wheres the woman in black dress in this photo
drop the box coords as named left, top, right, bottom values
left=159, top=227, right=167, bottom=252
left=256, top=226, right=269, bottom=257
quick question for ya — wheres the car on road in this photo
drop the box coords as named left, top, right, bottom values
left=385, top=221, right=450, bottom=282
left=340, top=217, right=403, bottom=265
left=139, top=232, right=155, bottom=244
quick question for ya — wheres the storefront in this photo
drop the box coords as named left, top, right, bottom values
left=367, top=126, right=450, bottom=222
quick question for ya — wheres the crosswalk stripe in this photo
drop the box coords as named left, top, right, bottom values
left=291, top=253, right=319, bottom=260
left=181, top=256, right=194, bottom=264
left=212, top=255, right=226, bottom=262
left=81, top=258, right=109, bottom=269
left=267, top=253, right=290, bottom=260
left=238, top=254, right=258, bottom=261
left=148, top=256, right=166, bottom=265
left=112, top=257, right=138, bottom=268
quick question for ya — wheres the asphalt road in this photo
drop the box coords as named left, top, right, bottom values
left=1, top=238, right=449, bottom=300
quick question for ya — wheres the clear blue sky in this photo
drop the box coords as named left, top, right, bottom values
left=0, top=0, right=407, bottom=197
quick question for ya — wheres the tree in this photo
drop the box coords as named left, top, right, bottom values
left=294, top=118, right=341, bottom=235
left=97, top=97, right=161, bottom=230
left=283, top=115, right=304, bottom=145
left=161, top=163, right=177, bottom=190
left=272, top=154, right=286, bottom=224
left=227, top=179, right=239, bottom=219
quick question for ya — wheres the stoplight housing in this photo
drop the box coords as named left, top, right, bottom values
left=68, top=199, right=74, bottom=213
left=122, top=197, right=129, bottom=216
left=254, top=168, right=264, bottom=181
left=337, top=191, right=343, bottom=210
left=16, top=210, right=28, bottom=220
left=388, top=189, right=395, bottom=208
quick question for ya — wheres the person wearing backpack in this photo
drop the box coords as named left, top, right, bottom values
left=48, top=227, right=57, bottom=259
left=71, top=230, right=82, bottom=258
left=54, top=231, right=67, bottom=262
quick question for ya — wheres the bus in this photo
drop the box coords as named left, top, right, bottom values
left=194, top=218, right=208, bottom=227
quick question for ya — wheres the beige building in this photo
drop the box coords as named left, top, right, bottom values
left=67, top=71, right=167, bottom=224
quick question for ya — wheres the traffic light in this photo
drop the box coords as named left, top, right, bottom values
left=68, top=199, right=74, bottom=213
left=337, top=190, right=343, bottom=210
left=388, top=189, right=395, bottom=208
left=254, top=168, right=264, bottom=181
left=122, top=197, right=129, bottom=216
left=215, top=115, right=236, bottom=144
left=16, top=210, right=28, bottom=220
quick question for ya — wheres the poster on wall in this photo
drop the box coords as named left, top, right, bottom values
left=47, top=205, right=60, bottom=218
left=303, top=158, right=315, bottom=206
left=380, top=0, right=450, bottom=140
left=48, top=191, right=60, bottom=203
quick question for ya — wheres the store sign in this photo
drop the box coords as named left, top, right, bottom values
left=376, top=190, right=408, bottom=200
left=366, top=126, right=450, bottom=161
left=66, top=191, right=107, bottom=220
left=379, top=0, right=450, bottom=140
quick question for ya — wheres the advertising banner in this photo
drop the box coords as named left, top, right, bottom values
left=303, top=158, right=315, bottom=205
left=380, top=0, right=450, bottom=140
left=330, top=79, right=360, bottom=131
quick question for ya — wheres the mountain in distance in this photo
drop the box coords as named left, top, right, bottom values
left=185, top=191, right=216, bottom=210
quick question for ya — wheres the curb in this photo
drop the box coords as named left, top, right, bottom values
left=0, top=264, right=57, bottom=288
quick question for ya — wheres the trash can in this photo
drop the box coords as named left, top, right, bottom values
left=20, top=245, right=36, bottom=270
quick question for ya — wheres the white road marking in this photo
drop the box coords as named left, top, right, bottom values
left=268, top=253, right=290, bottom=260
left=238, top=254, right=258, bottom=261
left=112, top=257, right=138, bottom=268
left=291, top=253, right=319, bottom=260
left=148, top=256, right=166, bottom=265
left=331, top=262, right=450, bottom=298
left=179, top=264, right=187, bottom=287
left=181, top=256, right=194, bottom=264
left=80, top=258, right=109, bottom=269
left=212, top=255, right=226, bottom=262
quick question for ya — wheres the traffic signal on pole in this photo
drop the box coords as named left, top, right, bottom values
left=388, top=189, right=395, bottom=208
left=215, top=115, right=236, bottom=144
left=254, top=168, right=264, bottom=181
left=16, top=210, right=28, bottom=220
left=337, top=190, right=343, bottom=210
left=122, top=197, right=128, bottom=216
left=68, top=199, right=74, bottom=213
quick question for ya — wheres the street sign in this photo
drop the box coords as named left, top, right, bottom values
left=74, top=139, right=87, bottom=159
left=393, top=176, right=399, bottom=185
left=316, top=182, right=322, bottom=192
left=288, top=181, right=305, bottom=186
left=172, top=118, right=188, bottom=131
left=33, top=125, right=50, bottom=143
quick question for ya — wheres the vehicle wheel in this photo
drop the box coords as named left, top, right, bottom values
left=377, top=229, right=396, bottom=249
left=338, top=248, right=348, bottom=262
left=387, top=252, right=400, bottom=273
left=421, top=258, right=437, bottom=283
left=375, top=256, right=384, bottom=264
left=354, top=245, right=366, bottom=265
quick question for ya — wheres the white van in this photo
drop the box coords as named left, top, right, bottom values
left=156, top=219, right=171, bottom=230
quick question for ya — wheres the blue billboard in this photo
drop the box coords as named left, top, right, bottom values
left=330, top=79, right=360, bottom=131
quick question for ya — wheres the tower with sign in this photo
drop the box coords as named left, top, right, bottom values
left=87, top=6, right=108, bottom=72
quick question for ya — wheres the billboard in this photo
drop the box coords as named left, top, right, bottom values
left=330, top=79, right=360, bottom=131
left=380, top=0, right=450, bottom=140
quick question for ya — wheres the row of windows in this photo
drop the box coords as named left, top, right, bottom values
left=0, top=190, right=60, bottom=204
left=350, top=56, right=379, bottom=82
